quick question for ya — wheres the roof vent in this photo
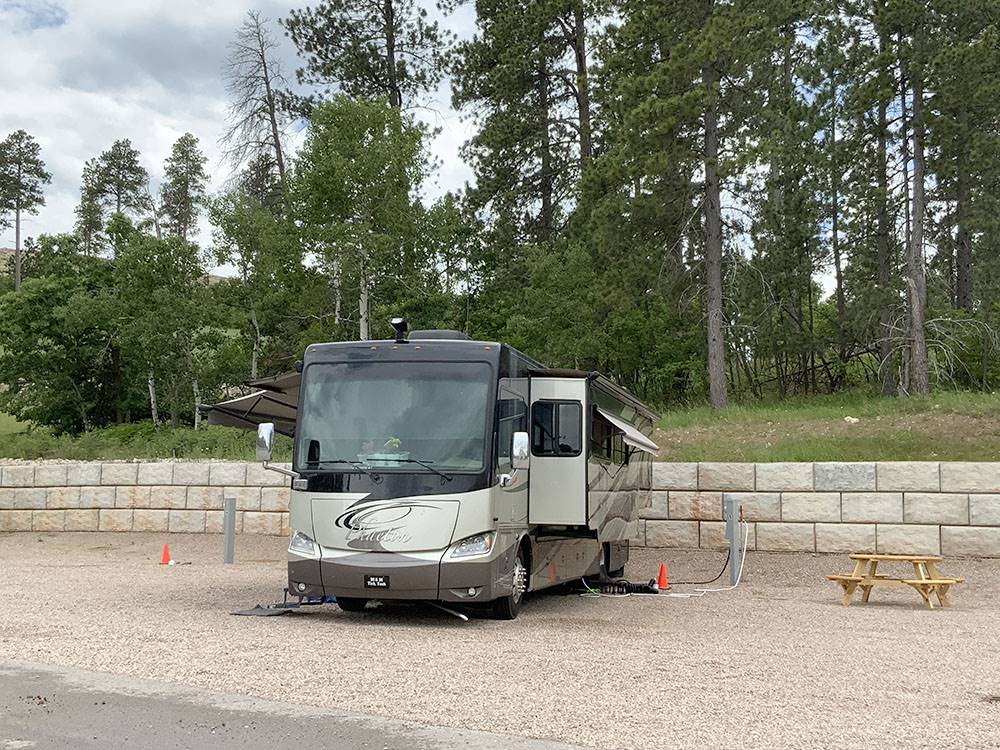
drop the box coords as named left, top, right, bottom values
left=408, top=329, right=471, bottom=340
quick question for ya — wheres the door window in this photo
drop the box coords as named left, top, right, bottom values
left=531, top=400, right=582, bottom=457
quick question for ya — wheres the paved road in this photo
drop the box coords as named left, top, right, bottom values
left=0, top=661, right=580, bottom=750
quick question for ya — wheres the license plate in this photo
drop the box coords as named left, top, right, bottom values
left=364, top=574, right=390, bottom=589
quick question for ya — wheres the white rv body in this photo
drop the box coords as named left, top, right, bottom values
left=207, top=330, right=658, bottom=618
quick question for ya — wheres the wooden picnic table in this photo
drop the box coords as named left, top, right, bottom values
left=828, top=553, right=963, bottom=610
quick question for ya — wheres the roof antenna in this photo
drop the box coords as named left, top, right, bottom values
left=390, top=317, right=409, bottom=343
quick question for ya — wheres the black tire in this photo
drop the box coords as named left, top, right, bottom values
left=336, top=596, right=368, bottom=612
left=604, top=542, right=627, bottom=579
left=492, top=546, right=528, bottom=620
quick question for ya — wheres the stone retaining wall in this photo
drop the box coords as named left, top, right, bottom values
left=633, top=462, right=1000, bottom=557
left=0, top=462, right=291, bottom=536
left=3, top=460, right=1000, bottom=556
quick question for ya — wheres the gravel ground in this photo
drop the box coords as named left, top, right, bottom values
left=1, top=532, right=999, bottom=749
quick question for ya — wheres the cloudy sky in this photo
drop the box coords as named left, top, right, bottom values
left=0, top=0, right=477, bottom=271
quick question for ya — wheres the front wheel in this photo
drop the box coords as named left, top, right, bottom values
left=491, top=547, right=528, bottom=620
left=336, top=596, right=368, bottom=612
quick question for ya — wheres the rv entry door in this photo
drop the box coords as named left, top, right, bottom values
left=528, top=377, right=587, bottom=525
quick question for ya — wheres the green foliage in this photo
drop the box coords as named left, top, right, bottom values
left=0, top=235, right=123, bottom=432
left=291, top=97, right=435, bottom=338
left=0, top=231, right=250, bottom=434
left=114, top=229, right=206, bottom=423
left=282, top=0, right=450, bottom=110
left=0, top=421, right=292, bottom=461
left=15, top=0, right=1000, bottom=454
left=210, top=188, right=316, bottom=374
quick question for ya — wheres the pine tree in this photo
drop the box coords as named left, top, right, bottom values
left=0, top=130, right=52, bottom=291
left=451, top=0, right=599, bottom=247
left=93, top=139, right=149, bottom=217
left=75, top=159, right=105, bottom=255
left=160, top=133, right=209, bottom=241
left=282, top=0, right=450, bottom=110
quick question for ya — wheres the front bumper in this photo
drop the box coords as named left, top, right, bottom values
left=288, top=541, right=517, bottom=604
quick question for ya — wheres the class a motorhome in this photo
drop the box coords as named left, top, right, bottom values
left=206, top=320, right=659, bottom=619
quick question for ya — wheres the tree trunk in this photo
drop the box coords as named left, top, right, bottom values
left=249, top=305, right=261, bottom=380
left=147, top=188, right=163, bottom=240
left=538, top=56, right=553, bottom=243
left=829, top=73, right=846, bottom=378
left=333, top=258, right=342, bottom=326
left=170, top=381, right=180, bottom=428
left=384, top=0, right=401, bottom=108
left=876, top=39, right=896, bottom=396
left=359, top=255, right=370, bottom=340
left=193, top=379, right=202, bottom=430
left=908, top=56, right=929, bottom=395
left=703, top=56, right=728, bottom=410
left=147, top=371, right=160, bottom=428
left=572, top=1, right=592, bottom=168
left=258, top=23, right=287, bottom=187
left=955, top=105, right=972, bottom=311
left=899, top=34, right=911, bottom=257
left=14, top=204, right=21, bottom=291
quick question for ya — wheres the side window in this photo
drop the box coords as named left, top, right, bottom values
left=497, top=390, right=527, bottom=470
left=591, top=409, right=629, bottom=465
left=531, top=400, right=582, bottom=457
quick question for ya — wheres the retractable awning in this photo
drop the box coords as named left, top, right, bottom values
left=201, top=371, right=301, bottom=436
left=596, top=407, right=659, bottom=455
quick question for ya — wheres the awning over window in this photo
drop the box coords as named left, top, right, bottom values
left=201, top=371, right=300, bottom=437
left=595, top=407, right=659, bottom=455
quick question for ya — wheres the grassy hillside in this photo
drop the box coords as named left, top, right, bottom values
left=654, top=390, right=1000, bottom=462
left=3, top=390, right=1000, bottom=462
left=0, top=419, right=291, bottom=461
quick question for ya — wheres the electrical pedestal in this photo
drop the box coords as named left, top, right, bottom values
left=724, top=496, right=743, bottom=587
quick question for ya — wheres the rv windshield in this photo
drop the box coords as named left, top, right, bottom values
left=295, top=362, right=492, bottom=473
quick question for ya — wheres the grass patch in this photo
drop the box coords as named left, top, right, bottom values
left=5, top=389, right=1000, bottom=462
left=0, top=412, right=29, bottom=436
left=0, top=419, right=292, bottom=461
left=656, top=389, right=1000, bottom=462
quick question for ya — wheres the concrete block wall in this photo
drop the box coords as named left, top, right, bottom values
left=3, top=460, right=1000, bottom=556
left=0, top=462, right=291, bottom=535
left=633, top=462, right=1000, bottom=557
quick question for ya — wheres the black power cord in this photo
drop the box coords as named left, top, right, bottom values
left=589, top=579, right=660, bottom=595
left=580, top=549, right=733, bottom=594
left=668, top=549, right=731, bottom=586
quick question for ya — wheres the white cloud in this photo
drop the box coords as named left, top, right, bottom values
left=0, top=0, right=477, bottom=272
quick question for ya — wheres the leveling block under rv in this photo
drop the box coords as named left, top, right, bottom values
left=204, top=319, right=660, bottom=620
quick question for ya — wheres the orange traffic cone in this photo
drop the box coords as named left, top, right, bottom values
left=160, top=543, right=172, bottom=565
left=657, top=562, right=670, bottom=591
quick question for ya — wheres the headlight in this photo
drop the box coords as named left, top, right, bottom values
left=449, top=532, right=496, bottom=559
left=289, top=531, right=317, bottom=556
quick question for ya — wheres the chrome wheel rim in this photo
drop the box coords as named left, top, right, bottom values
left=512, top=556, right=527, bottom=604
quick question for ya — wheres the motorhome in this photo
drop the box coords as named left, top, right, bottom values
left=206, top=320, right=659, bottom=619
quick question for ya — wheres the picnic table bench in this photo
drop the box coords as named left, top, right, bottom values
left=828, top=553, right=963, bottom=610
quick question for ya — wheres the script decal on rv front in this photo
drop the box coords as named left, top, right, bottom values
left=334, top=501, right=441, bottom=547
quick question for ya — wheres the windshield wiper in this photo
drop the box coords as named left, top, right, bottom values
left=303, top=459, right=382, bottom=481
left=390, top=458, right=453, bottom=481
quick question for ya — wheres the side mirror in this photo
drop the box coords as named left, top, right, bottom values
left=511, top=431, right=530, bottom=471
left=256, top=422, right=275, bottom=463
